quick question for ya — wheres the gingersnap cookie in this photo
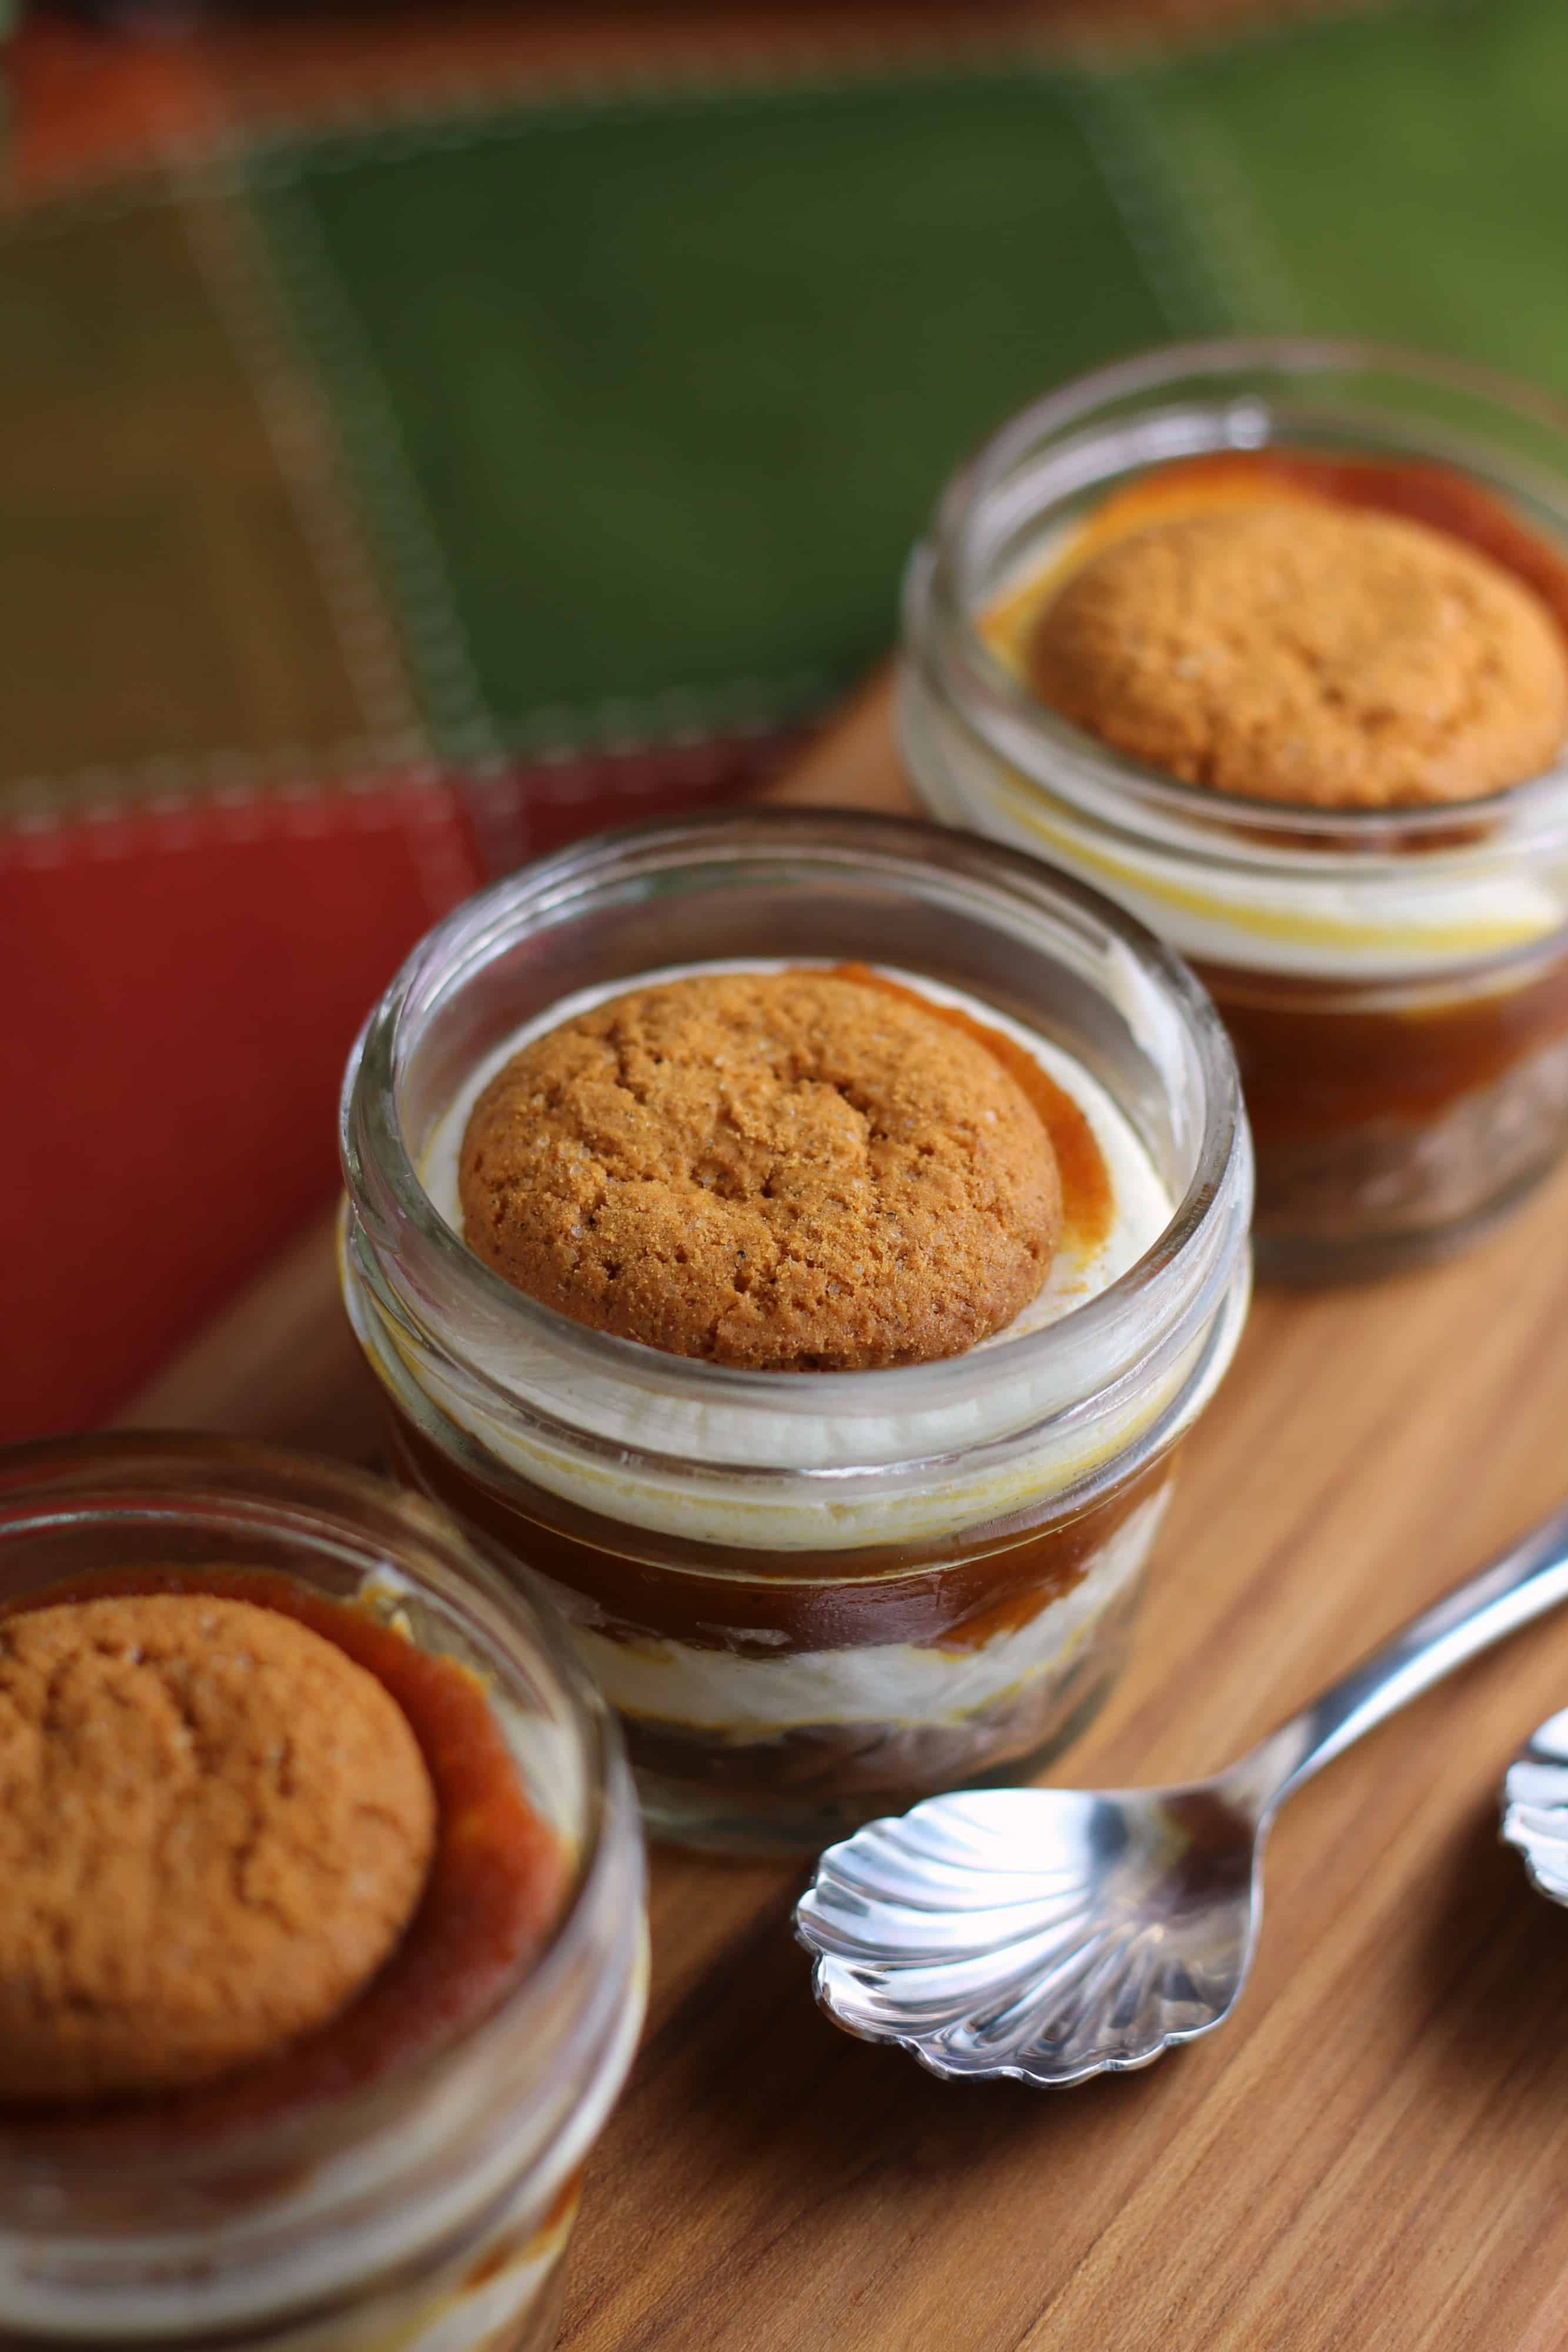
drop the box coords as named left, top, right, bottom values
left=458, top=970, right=1062, bottom=1371
left=0, top=1593, right=437, bottom=2102
left=1027, top=502, right=1568, bottom=807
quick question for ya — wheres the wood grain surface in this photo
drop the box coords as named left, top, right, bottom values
left=121, top=688, right=1568, bottom=2352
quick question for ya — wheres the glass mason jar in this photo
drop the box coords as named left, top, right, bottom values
left=0, top=1434, right=646, bottom=2352
left=900, top=337, right=1568, bottom=1281
left=339, top=810, right=1252, bottom=1857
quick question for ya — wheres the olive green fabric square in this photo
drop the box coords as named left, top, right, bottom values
left=253, top=73, right=1175, bottom=757
left=1126, top=0, right=1568, bottom=392
left=0, top=196, right=367, bottom=805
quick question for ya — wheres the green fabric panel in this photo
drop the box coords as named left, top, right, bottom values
left=0, top=196, right=366, bottom=804
left=255, top=75, right=1176, bottom=756
left=1126, top=0, right=1568, bottom=391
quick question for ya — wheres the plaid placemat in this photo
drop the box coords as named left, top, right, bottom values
left=5, top=0, right=1566, bottom=1438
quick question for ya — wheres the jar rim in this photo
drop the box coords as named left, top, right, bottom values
left=340, top=807, right=1249, bottom=1482
left=914, top=332, right=1568, bottom=856
left=0, top=1430, right=630, bottom=2179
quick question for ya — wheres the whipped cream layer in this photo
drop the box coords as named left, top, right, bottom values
left=375, top=960, right=1215, bottom=1552
left=549, top=1485, right=1166, bottom=1735
left=908, top=522, right=1568, bottom=984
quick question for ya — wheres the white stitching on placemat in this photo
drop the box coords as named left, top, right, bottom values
left=176, top=152, right=431, bottom=755
left=240, top=37, right=1053, bottom=182
left=1063, top=0, right=1452, bottom=338
left=399, top=773, right=482, bottom=916
left=4, top=41, right=1227, bottom=786
left=510, top=729, right=809, bottom=803
left=0, top=2, right=1439, bottom=220
left=490, top=672, right=837, bottom=771
left=0, top=707, right=804, bottom=826
left=1105, top=0, right=1425, bottom=73
left=250, top=170, right=506, bottom=770
left=249, top=151, right=853, bottom=768
left=1104, top=65, right=1306, bottom=332
left=4, top=742, right=426, bottom=831
left=1, top=38, right=1034, bottom=220
left=2, top=739, right=389, bottom=821
left=0, top=158, right=466, bottom=913
left=0, top=756, right=477, bottom=915
left=1063, top=69, right=1233, bottom=337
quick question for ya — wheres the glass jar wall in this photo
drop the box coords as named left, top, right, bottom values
left=0, top=1435, right=646, bottom=2352
left=900, top=338, right=1568, bottom=1279
left=340, top=811, right=1252, bottom=1855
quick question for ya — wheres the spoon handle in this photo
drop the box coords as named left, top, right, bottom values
left=1231, top=1501, right=1568, bottom=1821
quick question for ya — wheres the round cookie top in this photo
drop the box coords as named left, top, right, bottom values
left=1027, top=502, right=1568, bottom=808
left=458, top=970, right=1062, bottom=1371
left=0, top=1592, right=437, bottom=2104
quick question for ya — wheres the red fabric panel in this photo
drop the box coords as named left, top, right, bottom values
left=0, top=784, right=483, bottom=1442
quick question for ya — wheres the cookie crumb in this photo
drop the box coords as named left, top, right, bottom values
left=1028, top=502, right=1568, bottom=807
left=0, top=1593, right=436, bottom=2103
left=459, top=970, right=1061, bottom=1369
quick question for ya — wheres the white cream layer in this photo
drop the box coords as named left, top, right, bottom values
left=378, top=960, right=1203, bottom=1551
left=930, top=526, right=1568, bottom=982
left=548, top=1485, right=1166, bottom=1735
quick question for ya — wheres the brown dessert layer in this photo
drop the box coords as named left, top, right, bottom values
left=459, top=968, right=1062, bottom=1370
left=1028, top=501, right=1568, bottom=808
left=385, top=1401, right=1173, bottom=1655
left=0, top=1594, right=434, bottom=2103
left=624, top=1569, right=1142, bottom=1808
left=1201, top=949, right=1568, bottom=1140
left=1203, top=953, right=1568, bottom=1245
left=0, top=1569, right=564, bottom=2147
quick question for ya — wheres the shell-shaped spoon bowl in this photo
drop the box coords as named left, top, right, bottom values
left=798, top=1504, right=1568, bottom=2087
left=795, top=1785, right=1261, bottom=2087
left=1502, top=1706, right=1568, bottom=1906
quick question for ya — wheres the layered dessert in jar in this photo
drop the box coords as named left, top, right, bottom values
left=339, top=811, right=1252, bottom=1853
left=901, top=339, right=1568, bottom=1278
left=0, top=1436, right=645, bottom=2352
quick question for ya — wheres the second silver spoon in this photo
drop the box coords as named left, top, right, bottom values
left=795, top=1502, right=1568, bottom=2087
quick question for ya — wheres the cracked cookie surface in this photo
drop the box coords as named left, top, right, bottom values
left=1027, top=502, right=1568, bottom=807
left=0, top=1592, right=436, bottom=2103
left=458, top=970, right=1061, bottom=1370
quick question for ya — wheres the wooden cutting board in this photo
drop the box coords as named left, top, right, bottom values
left=119, top=680, right=1568, bottom=2352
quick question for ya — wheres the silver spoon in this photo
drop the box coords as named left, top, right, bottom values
left=796, top=1501, right=1568, bottom=2087
left=1502, top=1706, right=1568, bottom=1906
